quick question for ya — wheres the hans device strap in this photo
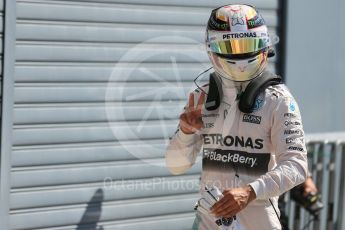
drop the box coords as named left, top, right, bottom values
left=205, top=72, right=282, bottom=113
left=205, top=72, right=223, bottom=111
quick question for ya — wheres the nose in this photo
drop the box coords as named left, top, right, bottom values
left=239, top=66, right=246, bottom=72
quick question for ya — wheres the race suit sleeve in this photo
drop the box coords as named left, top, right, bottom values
left=165, top=128, right=203, bottom=175
left=249, top=97, right=308, bottom=200
left=165, top=89, right=205, bottom=175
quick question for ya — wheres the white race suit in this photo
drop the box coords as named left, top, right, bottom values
left=165, top=72, right=308, bottom=230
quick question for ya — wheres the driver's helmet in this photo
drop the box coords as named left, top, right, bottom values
left=206, top=4, right=271, bottom=81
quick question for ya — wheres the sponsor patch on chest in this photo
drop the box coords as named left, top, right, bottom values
left=242, top=114, right=262, bottom=124
left=202, top=148, right=270, bottom=175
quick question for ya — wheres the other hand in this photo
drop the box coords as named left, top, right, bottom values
left=211, top=185, right=256, bottom=218
left=303, top=177, right=318, bottom=197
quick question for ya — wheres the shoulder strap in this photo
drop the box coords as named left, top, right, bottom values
left=239, top=71, right=282, bottom=113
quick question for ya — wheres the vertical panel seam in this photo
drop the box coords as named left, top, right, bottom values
left=0, top=0, right=16, bottom=229
left=277, top=0, right=287, bottom=80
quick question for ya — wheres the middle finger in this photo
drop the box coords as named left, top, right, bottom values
left=212, top=201, right=235, bottom=217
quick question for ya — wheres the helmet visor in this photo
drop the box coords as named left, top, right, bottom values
left=209, top=37, right=270, bottom=55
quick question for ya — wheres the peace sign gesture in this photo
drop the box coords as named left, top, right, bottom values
left=179, top=92, right=206, bottom=134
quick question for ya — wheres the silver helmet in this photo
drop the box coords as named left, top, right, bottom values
left=206, top=4, right=271, bottom=81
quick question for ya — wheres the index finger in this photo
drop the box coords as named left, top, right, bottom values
left=211, top=196, right=229, bottom=212
left=188, top=93, right=195, bottom=109
left=196, top=91, right=206, bottom=111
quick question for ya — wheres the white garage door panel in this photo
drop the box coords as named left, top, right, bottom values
left=16, top=21, right=278, bottom=44
left=13, top=121, right=178, bottom=146
left=15, top=63, right=206, bottom=82
left=17, top=2, right=210, bottom=25
left=0, top=38, right=3, bottom=53
left=41, top=0, right=278, bottom=9
left=17, top=22, right=204, bottom=43
left=11, top=0, right=281, bottom=229
left=14, top=101, right=184, bottom=124
left=0, top=16, right=3, bottom=33
left=10, top=194, right=198, bottom=230
left=10, top=175, right=199, bottom=209
left=13, top=102, right=183, bottom=124
left=15, top=62, right=276, bottom=83
left=14, top=83, right=191, bottom=103
left=11, top=159, right=201, bottom=188
left=34, top=213, right=195, bottom=230
left=17, top=1, right=278, bottom=26
left=16, top=42, right=209, bottom=62
left=15, top=42, right=276, bottom=70
left=12, top=139, right=168, bottom=166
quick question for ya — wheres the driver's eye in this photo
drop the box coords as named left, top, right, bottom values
left=248, top=58, right=257, bottom=63
left=227, top=61, right=236, bottom=64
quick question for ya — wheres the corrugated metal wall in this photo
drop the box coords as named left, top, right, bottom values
left=10, top=0, right=281, bottom=229
left=1, top=0, right=16, bottom=229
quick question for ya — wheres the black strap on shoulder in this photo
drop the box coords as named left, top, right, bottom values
left=205, top=72, right=222, bottom=111
left=239, top=72, right=282, bottom=113
left=205, top=71, right=282, bottom=113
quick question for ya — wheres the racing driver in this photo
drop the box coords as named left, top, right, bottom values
left=165, top=4, right=308, bottom=230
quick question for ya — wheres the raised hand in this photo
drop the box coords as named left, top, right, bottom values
left=179, top=92, right=206, bottom=134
